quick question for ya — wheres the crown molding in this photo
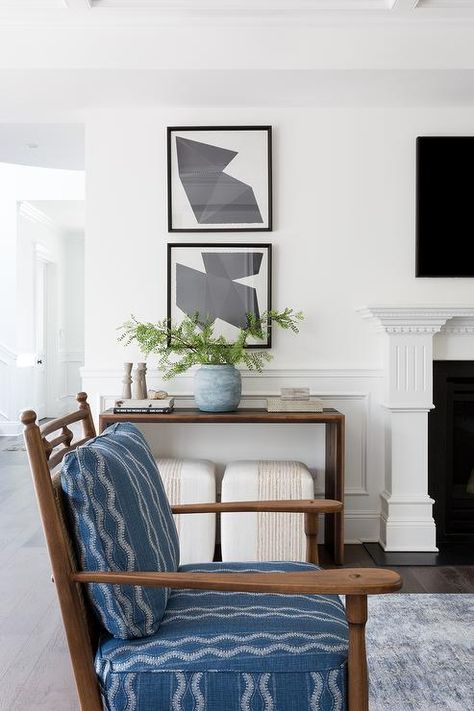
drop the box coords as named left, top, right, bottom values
left=2, top=1, right=67, bottom=7
left=18, top=201, right=57, bottom=230
left=358, top=305, right=474, bottom=335
left=90, top=1, right=391, bottom=9
left=2, top=0, right=474, bottom=28
left=439, top=317, right=474, bottom=335
left=80, top=366, right=383, bottom=380
left=417, top=0, right=474, bottom=7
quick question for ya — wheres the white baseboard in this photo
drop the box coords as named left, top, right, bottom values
left=344, top=511, right=381, bottom=544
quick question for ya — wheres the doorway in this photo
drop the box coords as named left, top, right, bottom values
left=0, top=124, right=84, bottom=433
left=18, top=200, right=85, bottom=419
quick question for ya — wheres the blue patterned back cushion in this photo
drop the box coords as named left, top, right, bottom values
left=61, top=422, right=180, bottom=639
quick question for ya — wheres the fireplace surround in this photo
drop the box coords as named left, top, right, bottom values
left=360, top=306, right=474, bottom=552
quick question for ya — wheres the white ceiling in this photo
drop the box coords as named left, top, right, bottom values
left=0, top=124, right=83, bottom=169
left=0, top=69, right=473, bottom=118
left=0, top=1, right=65, bottom=7
left=89, top=0, right=474, bottom=7
left=0, top=1, right=472, bottom=118
left=89, top=0, right=394, bottom=8
left=0, top=0, right=474, bottom=24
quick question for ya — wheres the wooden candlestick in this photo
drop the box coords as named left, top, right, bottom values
left=138, top=362, right=147, bottom=399
left=122, top=363, right=133, bottom=399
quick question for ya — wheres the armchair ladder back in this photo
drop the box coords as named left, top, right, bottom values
left=21, top=392, right=103, bottom=711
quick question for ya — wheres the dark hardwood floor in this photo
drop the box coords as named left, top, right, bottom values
left=319, top=543, right=474, bottom=593
left=1, top=436, right=473, bottom=709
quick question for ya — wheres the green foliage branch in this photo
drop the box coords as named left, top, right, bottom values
left=118, top=308, right=304, bottom=380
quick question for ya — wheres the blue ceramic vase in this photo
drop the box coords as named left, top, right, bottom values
left=194, top=365, right=242, bottom=412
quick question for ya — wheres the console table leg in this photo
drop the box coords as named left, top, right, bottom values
left=304, top=512, right=319, bottom=565
left=325, top=420, right=345, bottom=565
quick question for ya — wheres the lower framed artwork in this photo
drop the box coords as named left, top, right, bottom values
left=167, top=243, right=272, bottom=348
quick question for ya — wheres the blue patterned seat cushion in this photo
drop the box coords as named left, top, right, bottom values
left=96, top=562, right=348, bottom=711
left=61, top=422, right=179, bottom=639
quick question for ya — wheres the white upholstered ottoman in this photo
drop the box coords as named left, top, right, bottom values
left=220, top=460, right=315, bottom=562
left=155, top=458, right=216, bottom=565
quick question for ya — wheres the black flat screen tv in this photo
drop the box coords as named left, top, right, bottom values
left=416, top=136, right=474, bottom=277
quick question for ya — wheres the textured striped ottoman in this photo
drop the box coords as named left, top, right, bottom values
left=221, top=460, right=315, bottom=562
left=156, top=458, right=216, bottom=565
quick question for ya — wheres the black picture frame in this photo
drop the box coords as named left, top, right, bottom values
left=167, top=243, right=272, bottom=348
left=167, top=126, right=272, bottom=232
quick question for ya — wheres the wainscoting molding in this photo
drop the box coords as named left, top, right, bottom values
left=82, top=366, right=385, bottom=543
left=0, top=343, right=20, bottom=435
left=0, top=342, right=84, bottom=434
left=58, top=350, right=84, bottom=412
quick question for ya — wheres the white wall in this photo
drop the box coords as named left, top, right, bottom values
left=83, top=106, right=474, bottom=542
left=0, top=163, right=84, bottom=432
left=85, top=107, right=474, bottom=369
left=58, top=230, right=85, bottom=408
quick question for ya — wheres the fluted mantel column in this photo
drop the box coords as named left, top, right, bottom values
left=360, top=307, right=454, bottom=410
left=359, top=306, right=474, bottom=552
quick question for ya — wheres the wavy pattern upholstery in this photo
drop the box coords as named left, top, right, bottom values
left=61, top=423, right=348, bottom=708
left=61, top=423, right=179, bottom=639
left=96, top=562, right=348, bottom=711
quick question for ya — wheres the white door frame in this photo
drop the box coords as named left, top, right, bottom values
left=34, top=243, right=59, bottom=418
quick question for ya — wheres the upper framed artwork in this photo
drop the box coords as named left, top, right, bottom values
left=168, top=243, right=272, bottom=347
left=167, top=126, right=272, bottom=232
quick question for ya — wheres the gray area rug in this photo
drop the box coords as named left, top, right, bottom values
left=367, top=594, right=474, bottom=711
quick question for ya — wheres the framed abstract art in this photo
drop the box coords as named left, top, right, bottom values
left=167, top=243, right=272, bottom=347
left=167, top=126, right=272, bottom=232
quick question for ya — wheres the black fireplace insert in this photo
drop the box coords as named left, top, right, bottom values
left=429, top=361, right=474, bottom=540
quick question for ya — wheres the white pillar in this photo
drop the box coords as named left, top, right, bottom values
left=360, top=308, right=455, bottom=552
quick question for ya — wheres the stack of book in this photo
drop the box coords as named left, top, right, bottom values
left=266, top=388, right=324, bottom=413
left=113, top=398, right=174, bottom=414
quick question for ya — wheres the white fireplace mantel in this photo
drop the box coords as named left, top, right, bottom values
left=359, top=305, right=474, bottom=552
left=359, top=306, right=474, bottom=408
left=359, top=306, right=474, bottom=336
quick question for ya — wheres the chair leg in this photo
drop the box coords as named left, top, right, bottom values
left=346, top=594, right=369, bottom=711
left=304, top=512, right=319, bottom=565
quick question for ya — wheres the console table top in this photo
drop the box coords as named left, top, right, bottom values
left=99, top=407, right=344, bottom=424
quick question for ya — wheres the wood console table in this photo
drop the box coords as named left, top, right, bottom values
left=99, top=407, right=345, bottom=565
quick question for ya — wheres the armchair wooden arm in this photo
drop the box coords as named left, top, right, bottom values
left=171, top=499, right=343, bottom=565
left=72, top=567, right=400, bottom=595
left=171, top=499, right=342, bottom=514
left=73, top=568, right=401, bottom=711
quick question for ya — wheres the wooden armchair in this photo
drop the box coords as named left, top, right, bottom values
left=22, top=392, right=401, bottom=711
